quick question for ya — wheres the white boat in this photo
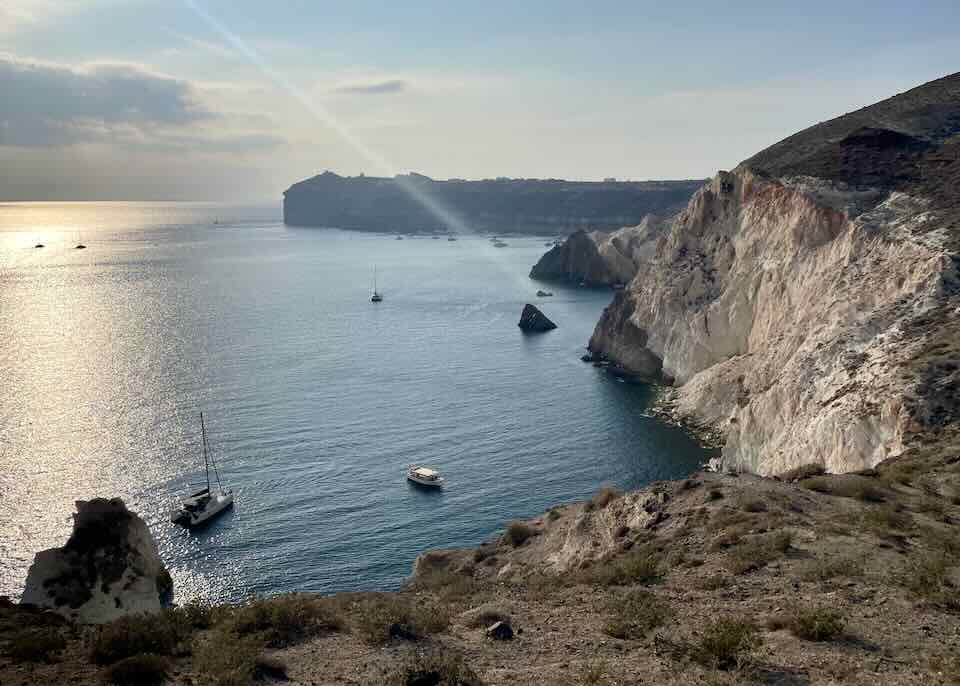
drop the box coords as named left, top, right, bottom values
left=371, top=265, right=383, bottom=302
left=407, top=465, right=444, bottom=488
left=171, top=412, right=234, bottom=527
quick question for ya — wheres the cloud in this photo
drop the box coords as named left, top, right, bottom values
left=332, top=79, right=407, bottom=95
left=0, top=53, right=210, bottom=147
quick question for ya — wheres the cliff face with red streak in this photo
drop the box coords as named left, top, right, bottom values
left=587, top=73, right=960, bottom=475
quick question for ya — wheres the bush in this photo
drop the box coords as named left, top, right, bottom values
left=725, top=530, right=793, bottom=575
left=591, top=486, right=622, bottom=510
left=505, top=521, right=534, bottom=547
left=100, top=654, right=169, bottom=686
left=230, top=594, right=344, bottom=648
left=790, top=607, right=845, bottom=641
left=193, top=629, right=263, bottom=686
left=696, top=574, right=731, bottom=591
left=693, top=618, right=759, bottom=671
left=90, top=609, right=193, bottom=665
left=463, top=604, right=511, bottom=629
left=779, top=463, right=826, bottom=482
left=351, top=594, right=450, bottom=644
left=802, top=476, right=885, bottom=502
left=6, top=626, right=65, bottom=663
left=862, top=504, right=913, bottom=533
left=801, top=556, right=863, bottom=582
left=602, top=589, right=669, bottom=640
left=741, top=498, right=768, bottom=513
left=705, top=487, right=724, bottom=501
left=381, top=646, right=482, bottom=686
left=591, top=550, right=662, bottom=587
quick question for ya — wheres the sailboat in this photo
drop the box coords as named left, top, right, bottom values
left=74, top=233, right=86, bottom=249
left=371, top=266, right=383, bottom=302
left=170, top=412, right=234, bottom=528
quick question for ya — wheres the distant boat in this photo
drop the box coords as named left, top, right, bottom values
left=396, top=235, right=404, bottom=240
left=171, top=412, right=234, bottom=528
left=492, top=240, right=508, bottom=248
left=34, top=243, right=44, bottom=249
left=407, top=465, right=444, bottom=488
left=536, top=290, right=554, bottom=297
left=447, top=236, right=457, bottom=242
left=371, top=266, right=383, bottom=302
left=74, top=233, right=86, bottom=250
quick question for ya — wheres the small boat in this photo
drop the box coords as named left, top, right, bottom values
left=74, top=233, right=86, bottom=249
left=171, top=412, right=234, bottom=528
left=536, top=290, right=554, bottom=297
left=407, top=465, right=444, bottom=488
left=371, top=265, right=383, bottom=302
left=447, top=236, right=457, bottom=241
left=395, top=235, right=404, bottom=240
left=492, top=240, right=508, bottom=248
left=34, top=243, right=44, bottom=249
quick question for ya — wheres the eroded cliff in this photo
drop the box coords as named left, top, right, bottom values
left=587, top=73, right=960, bottom=475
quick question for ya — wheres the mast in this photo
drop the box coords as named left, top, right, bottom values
left=201, top=412, right=210, bottom=491
left=374, top=265, right=378, bottom=295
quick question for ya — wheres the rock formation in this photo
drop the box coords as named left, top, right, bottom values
left=282, top=171, right=703, bottom=236
left=21, top=498, right=172, bottom=623
left=518, top=304, right=557, bottom=332
left=587, top=72, right=960, bottom=475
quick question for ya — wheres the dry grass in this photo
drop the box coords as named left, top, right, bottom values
left=351, top=593, right=451, bottom=644
left=380, top=645, right=483, bottom=686
left=691, top=618, right=760, bottom=671
left=725, top=530, right=793, bottom=575
left=590, top=485, right=622, bottom=510
left=229, top=593, right=344, bottom=648
left=801, top=556, right=864, bottom=582
left=602, top=589, right=670, bottom=640
left=779, top=463, right=826, bottom=482
left=589, top=549, right=663, bottom=587
left=90, top=609, right=194, bottom=665
left=5, top=626, right=65, bottom=663
left=802, top=476, right=886, bottom=502
left=99, top=654, right=169, bottom=686
left=768, top=606, right=846, bottom=641
left=192, top=629, right=263, bottom=686
left=862, top=504, right=913, bottom=533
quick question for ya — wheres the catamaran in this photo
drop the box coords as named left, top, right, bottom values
left=171, top=412, right=234, bottom=527
left=371, top=266, right=383, bottom=302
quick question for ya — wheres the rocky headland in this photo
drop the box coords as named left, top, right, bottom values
left=282, top=172, right=703, bottom=236
left=582, top=72, right=960, bottom=476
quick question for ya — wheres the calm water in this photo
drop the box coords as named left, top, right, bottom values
left=0, top=202, right=709, bottom=603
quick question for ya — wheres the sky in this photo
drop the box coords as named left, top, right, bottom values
left=0, top=1, right=957, bottom=201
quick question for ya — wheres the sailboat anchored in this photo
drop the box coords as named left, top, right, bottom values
left=170, top=412, right=234, bottom=527
left=371, top=266, right=383, bottom=302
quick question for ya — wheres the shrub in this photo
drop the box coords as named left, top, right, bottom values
left=790, top=607, right=845, bottom=641
left=351, top=594, right=450, bottom=644
left=902, top=552, right=958, bottom=609
left=705, top=487, right=724, bottom=501
left=741, top=498, right=767, bottom=513
left=725, top=531, right=793, bottom=575
left=90, top=609, right=193, bottom=665
left=253, top=654, right=288, bottom=681
left=697, top=575, right=731, bottom=591
left=591, top=550, right=662, bottom=586
left=6, top=626, right=65, bottom=663
left=862, top=504, right=913, bottom=533
left=381, top=646, right=483, bottom=686
left=463, top=605, right=511, bottom=629
left=801, top=556, right=863, bottom=582
left=192, top=629, right=263, bottom=686
left=602, top=589, right=669, bottom=640
left=801, top=477, right=831, bottom=493
left=505, top=521, right=534, bottom=547
left=100, top=654, right=169, bottom=686
left=230, top=594, right=343, bottom=648
left=693, top=618, right=759, bottom=671
left=779, top=464, right=826, bottom=482
left=591, top=486, right=622, bottom=510
left=547, top=508, right=562, bottom=522
left=803, top=476, right=885, bottom=502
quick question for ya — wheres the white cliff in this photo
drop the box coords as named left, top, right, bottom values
left=586, top=73, right=960, bottom=475
left=21, top=498, right=172, bottom=623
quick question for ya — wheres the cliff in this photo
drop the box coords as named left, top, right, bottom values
left=587, top=72, right=960, bottom=475
left=282, top=172, right=703, bottom=235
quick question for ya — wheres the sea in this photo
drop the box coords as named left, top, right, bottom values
left=0, top=202, right=710, bottom=603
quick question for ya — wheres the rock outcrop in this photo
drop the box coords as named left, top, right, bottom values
left=283, top=172, right=703, bottom=235
left=588, top=72, right=960, bottom=475
left=21, top=498, right=172, bottom=624
left=530, top=216, right=672, bottom=286
left=518, top=304, right=557, bottom=332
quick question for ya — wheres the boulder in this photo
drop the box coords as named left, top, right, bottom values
left=485, top=620, right=514, bottom=641
left=518, top=304, right=557, bottom=332
left=21, top=498, right=172, bottom=624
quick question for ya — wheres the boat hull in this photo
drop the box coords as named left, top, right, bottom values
left=407, top=474, right=444, bottom=488
left=171, top=491, right=234, bottom=528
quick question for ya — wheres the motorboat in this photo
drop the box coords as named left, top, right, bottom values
left=171, top=412, right=234, bottom=527
left=407, top=465, right=444, bottom=488
left=536, top=290, right=554, bottom=297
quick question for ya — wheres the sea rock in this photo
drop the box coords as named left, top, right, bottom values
left=518, top=304, right=557, bottom=332
left=20, top=498, right=172, bottom=624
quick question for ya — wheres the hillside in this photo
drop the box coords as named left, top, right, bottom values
left=282, top=172, right=704, bottom=236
